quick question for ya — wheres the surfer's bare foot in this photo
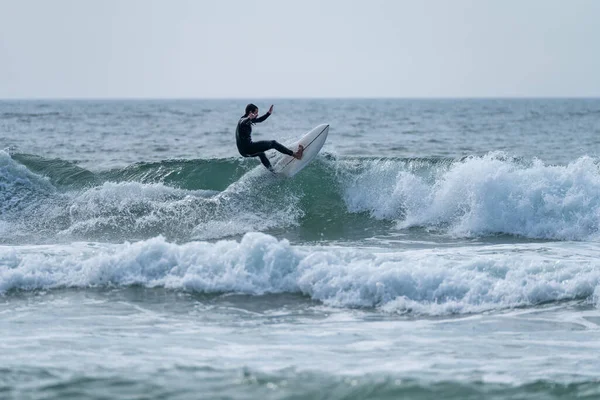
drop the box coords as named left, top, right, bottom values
left=293, top=145, right=304, bottom=160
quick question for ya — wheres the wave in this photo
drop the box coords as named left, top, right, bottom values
left=343, top=153, right=600, bottom=240
left=3, top=150, right=600, bottom=242
left=2, top=151, right=372, bottom=243
left=10, top=151, right=452, bottom=191
left=2, top=232, right=600, bottom=315
left=10, top=153, right=249, bottom=191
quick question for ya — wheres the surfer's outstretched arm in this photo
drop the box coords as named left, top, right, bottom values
left=249, top=105, right=272, bottom=124
left=240, top=112, right=270, bottom=126
left=252, top=112, right=270, bottom=123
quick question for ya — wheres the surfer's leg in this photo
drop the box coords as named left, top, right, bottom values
left=245, top=141, right=298, bottom=170
left=248, top=140, right=294, bottom=157
left=270, top=141, right=295, bottom=156
left=256, top=153, right=273, bottom=171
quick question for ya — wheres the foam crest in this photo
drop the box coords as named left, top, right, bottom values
left=343, top=154, right=600, bottom=240
left=2, top=233, right=600, bottom=315
left=63, top=178, right=301, bottom=241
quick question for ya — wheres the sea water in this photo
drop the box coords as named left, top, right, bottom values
left=1, top=99, right=600, bottom=399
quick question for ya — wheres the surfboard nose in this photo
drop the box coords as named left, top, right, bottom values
left=315, top=123, right=329, bottom=133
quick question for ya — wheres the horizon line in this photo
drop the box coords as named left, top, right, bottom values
left=1, top=96, right=599, bottom=101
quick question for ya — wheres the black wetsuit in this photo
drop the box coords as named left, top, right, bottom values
left=235, top=113, right=294, bottom=170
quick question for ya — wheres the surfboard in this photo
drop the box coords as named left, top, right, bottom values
left=272, top=124, right=329, bottom=178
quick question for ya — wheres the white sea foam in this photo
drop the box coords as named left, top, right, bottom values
left=190, top=166, right=302, bottom=239
left=2, top=233, right=599, bottom=315
left=342, top=154, right=600, bottom=240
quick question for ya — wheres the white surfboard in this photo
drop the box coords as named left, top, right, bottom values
left=272, top=124, right=329, bottom=177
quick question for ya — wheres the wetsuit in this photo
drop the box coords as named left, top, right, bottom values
left=235, top=112, right=294, bottom=170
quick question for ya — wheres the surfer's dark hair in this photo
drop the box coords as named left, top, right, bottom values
left=243, top=103, right=258, bottom=117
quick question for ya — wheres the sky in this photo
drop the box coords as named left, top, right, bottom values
left=0, top=0, right=599, bottom=99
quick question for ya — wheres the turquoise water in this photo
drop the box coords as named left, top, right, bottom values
left=2, top=99, right=600, bottom=399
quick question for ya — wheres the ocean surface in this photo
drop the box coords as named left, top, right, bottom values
left=2, top=98, right=600, bottom=399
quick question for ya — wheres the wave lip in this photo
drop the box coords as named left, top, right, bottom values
left=2, top=233, right=600, bottom=315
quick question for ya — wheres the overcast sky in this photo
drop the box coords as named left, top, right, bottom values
left=1, top=0, right=599, bottom=98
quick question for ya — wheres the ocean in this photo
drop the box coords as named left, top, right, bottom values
left=1, top=98, right=600, bottom=399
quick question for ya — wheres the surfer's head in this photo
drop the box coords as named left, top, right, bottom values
left=244, top=103, right=258, bottom=118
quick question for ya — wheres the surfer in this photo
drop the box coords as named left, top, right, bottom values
left=236, top=104, right=303, bottom=171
